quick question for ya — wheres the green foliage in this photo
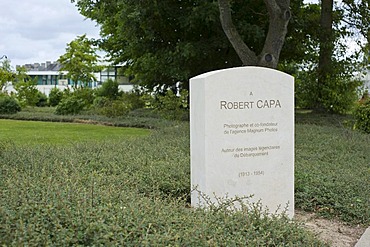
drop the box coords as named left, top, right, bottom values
left=95, top=79, right=120, bottom=100
left=0, top=105, right=170, bottom=129
left=0, top=95, right=21, bottom=114
left=354, top=97, right=370, bottom=133
left=98, top=99, right=132, bottom=118
left=36, top=92, right=48, bottom=107
left=55, top=96, right=86, bottom=115
left=12, top=67, right=40, bottom=107
left=319, top=76, right=361, bottom=114
left=73, top=0, right=245, bottom=90
left=72, top=87, right=95, bottom=106
left=120, top=90, right=145, bottom=110
left=54, top=88, right=95, bottom=115
left=342, top=1, right=369, bottom=70
left=152, top=89, right=189, bottom=120
left=93, top=90, right=145, bottom=118
left=58, top=34, right=102, bottom=88
left=0, top=108, right=370, bottom=237
left=293, top=65, right=361, bottom=114
left=281, top=3, right=321, bottom=66
left=0, top=58, right=14, bottom=91
left=14, top=81, right=40, bottom=107
left=93, top=96, right=110, bottom=108
left=1, top=122, right=326, bottom=246
left=295, top=122, right=370, bottom=224
left=48, top=87, right=64, bottom=106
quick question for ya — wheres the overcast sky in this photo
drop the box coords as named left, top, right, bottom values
left=0, top=0, right=100, bottom=68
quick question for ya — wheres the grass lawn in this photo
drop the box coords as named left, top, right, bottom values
left=0, top=119, right=150, bottom=145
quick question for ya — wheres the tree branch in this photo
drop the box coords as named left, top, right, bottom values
left=259, top=0, right=291, bottom=68
left=218, top=0, right=258, bottom=65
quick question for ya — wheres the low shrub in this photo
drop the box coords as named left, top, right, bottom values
left=0, top=95, right=21, bottom=114
left=99, top=99, right=132, bottom=117
left=152, top=89, right=189, bottom=121
left=95, top=79, right=120, bottom=100
left=354, top=98, right=370, bottom=133
left=0, top=125, right=326, bottom=246
left=14, top=81, right=40, bottom=107
left=48, top=87, right=63, bottom=106
left=294, top=68, right=360, bottom=114
left=120, top=91, right=145, bottom=110
left=93, top=92, right=143, bottom=118
left=72, top=87, right=95, bottom=106
left=93, top=96, right=110, bottom=108
left=36, top=92, right=48, bottom=107
left=55, top=96, right=85, bottom=115
left=295, top=124, right=369, bottom=224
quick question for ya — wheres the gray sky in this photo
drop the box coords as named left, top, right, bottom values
left=0, top=0, right=100, bottom=68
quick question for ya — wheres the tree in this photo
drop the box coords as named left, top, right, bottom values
left=13, top=66, right=40, bottom=107
left=287, top=1, right=363, bottom=113
left=280, top=2, right=321, bottom=68
left=316, top=0, right=334, bottom=108
left=218, top=0, right=291, bottom=68
left=72, top=0, right=359, bottom=103
left=58, top=34, right=102, bottom=88
left=0, top=58, right=14, bottom=92
left=342, top=0, right=370, bottom=70
left=73, top=0, right=244, bottom=90
left=73, top=0, right=305, bottom=89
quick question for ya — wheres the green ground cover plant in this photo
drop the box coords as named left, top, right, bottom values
left=0, top=107, right=171, bottom=129
left=0, top=122, right=326, bottom=246
left=0, top=109, right=368, bottom=245
left=295, top=124, right=370, bottom=224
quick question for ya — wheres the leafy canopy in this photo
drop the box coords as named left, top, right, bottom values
left=58, top=34, right=103, bottom=88
left=72, top=0, right=256, bottom=90
left=0, top=58, right=13, bottom=92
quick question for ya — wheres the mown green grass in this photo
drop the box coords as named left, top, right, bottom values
left=0, top=119, right=150, bottom=145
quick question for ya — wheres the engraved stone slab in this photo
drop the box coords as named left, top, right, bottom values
left=190, top=66, right=294, bottom=218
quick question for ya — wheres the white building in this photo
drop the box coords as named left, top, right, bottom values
left=6, top=61, right=133, bottom=96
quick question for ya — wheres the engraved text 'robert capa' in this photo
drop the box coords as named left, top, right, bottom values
left=220, top=99, right=281, bottom=110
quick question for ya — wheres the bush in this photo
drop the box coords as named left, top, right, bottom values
left=93, top=91, right=144, bottom=118
left=152, top=89, right=189, bottom=120
left=319, top=76, right=360, bottom=114
left=73, top=87, right=95, bottom=106
left=0, top=95, right=21, bottom=114
left=48, top=88, right=63, bottom=106
left=54, top=88, right=95, bottom=115
left=99, top=100, right=132, bottom=117
left=93, top=96, right=110, bottom=108
left=354, top=98, right=370, bottom=133
left=55, top=96, right=85, bottom=115
left=36, top=92, right=48, bottom=107
left=96, top=79, right=120, bottom=100
left=294, top=68, right=360, bottom=114
left=120, top=91, right=145, bottom=110
left=14, top=81, right=40, bottom=107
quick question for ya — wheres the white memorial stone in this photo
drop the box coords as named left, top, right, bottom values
left=190, top=66, right=294, bottom=218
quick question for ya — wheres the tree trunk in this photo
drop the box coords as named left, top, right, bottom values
left=218, top=0, right=291, bottom=68
left=317, top=0, right=334, bottom=107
